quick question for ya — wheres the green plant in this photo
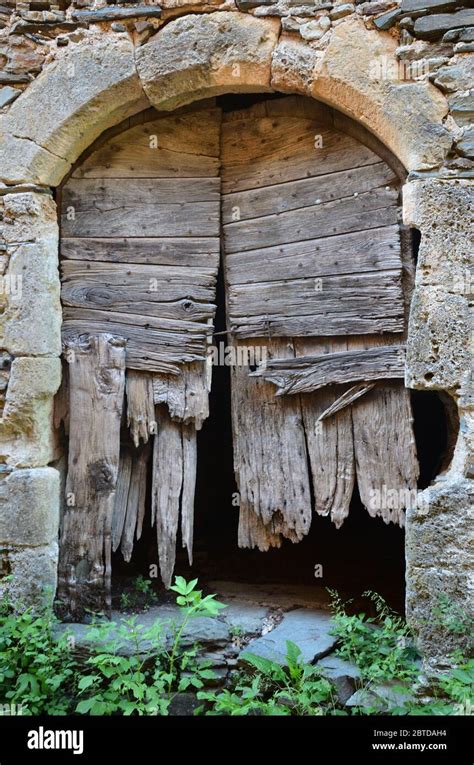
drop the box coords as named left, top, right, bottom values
left=328, top=589, right=419, bottom=685
left=198, top=640, right=339, bottom=716
left=75, top=617, right=169, bottom=715
left=165, top=577, right=226, bottom=695
left=76, top=577, right=225, bottom=714
left=0, top=595, right=75, bottom=715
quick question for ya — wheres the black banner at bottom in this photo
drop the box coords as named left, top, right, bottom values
left=0, top=715, right=471, bottom=763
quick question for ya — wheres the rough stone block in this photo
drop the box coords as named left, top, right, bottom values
left=1, top=356, right=62, bottom=468
left=136, top=13, right=280, bottom=111
left=0, top=541, right=58, bottom=607
left=0, top=35, right=148, bottom=185
left=0, top=466, right=59, bottom=546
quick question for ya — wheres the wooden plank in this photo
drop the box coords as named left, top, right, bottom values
left=348, top=334, right=419, bottom=526
left=294, top=337, right=355, bottom=529
left=112, top=448, right=133, bottom=553
left=126, top=371, right=156, bottom=447
left=62, top=307, right=211, bottom=372
left=57, top=334, right=126, bottom=619
left=73, top=109, right=222, bottom=179
left=60, top=238, right=220, bottom=268
left=318, top=382, right=376, bottom=421
left=231, top=338, right=312, bottom=548
left=256, top=344, right=406, bottom=395
left=181, top=423, right=197, bottom=566
left=223, top=188, right=399, bottom=253
left=221, top=121, right=380, bottom=193
left=121, top=447, right=149, bottom=563
left=153, top=361, right=210, bottom=430
left=152, top=406, right=183, bottom=588
left=61, top=199, right=220, bottom=238
left=61, top=260, right=217, bottom=320
left=225, top=226, right=402, bottom=285
left=228, top=271, right=405, bottom=337
left=63, top=178, right=220, bottom=209
left=222, top=162, right=397, bottom=223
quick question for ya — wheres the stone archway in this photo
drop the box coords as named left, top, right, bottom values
left=0, top=10, right=471, bottom=660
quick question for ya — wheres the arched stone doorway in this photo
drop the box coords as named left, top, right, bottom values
left=0, top=10, right=470, bottom=660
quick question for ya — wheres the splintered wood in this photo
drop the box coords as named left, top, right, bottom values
left=57, top=334, right=126, bottom=619
left=221, top=97, right=419, bottom=547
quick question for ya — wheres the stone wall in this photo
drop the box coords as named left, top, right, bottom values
left=0, top=0, right=472, bottom=662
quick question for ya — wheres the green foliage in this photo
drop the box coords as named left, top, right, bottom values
left=0, top=595, right=75, bottom=715
left=198, top=640, right=339, bottom=716
left=328, top=589, right=419, bottom=684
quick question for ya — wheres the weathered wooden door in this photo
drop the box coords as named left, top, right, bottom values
left=57, top=105, right=222, bottom=615
left=220, top=97, right=418, bottom=550
left=57, top=97, right=418, bottom=618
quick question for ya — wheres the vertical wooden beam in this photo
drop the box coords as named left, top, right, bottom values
left=58, top=333, right=126, bottom=619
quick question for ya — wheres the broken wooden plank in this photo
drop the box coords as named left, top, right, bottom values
left=295, top=338, right=355, bottom=529
left=318, top=382, right=376, bottom=421
left=152, top=407, right=183, bottom=588
left=349, top=334, right=419, bottom=527
left=57, top=333, right=126, bottom=619
left=62, top=307, right=211, bottom=373
left=121, top=446, right=149, bottom=563
left=181, top=423, right=197, bottom=566
left=60, top=237, right=220, bottom=268
left=153, top=361, right=210, bottom=429
left=255, top=344, right=406, bottom=395
left=126, top=371, right=156, bottom=447
left=231, top=338, right=312, bottom=548
left=112, top=448, right=133, bottom=553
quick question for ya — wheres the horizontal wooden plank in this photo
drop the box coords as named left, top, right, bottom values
left=255, top=345, right=406, bottom=395
left=222, top=162, right=397, bottom=223
left=225, top=226, right=402, bottom=285
left=62, top=307, right=210, bottom=372
left=222, top=96, right=334, bottom=126
left=223, top=188, right=399, bottom=253
left=62, top=291, right=215, bottom=323
left=228, top=270, right=405, bottom=337
left=221, top=124, right=379, bottom=194
left=73, top=109, right=222, bottom=179
left=61, top=200, right=220, bottom=238
left=60, top=238, right=220, bottom=268
left=63, top=178, right=220, bottom=207
left=61, top=260, right=216, bottom=300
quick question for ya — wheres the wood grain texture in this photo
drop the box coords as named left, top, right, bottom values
left=121, top=446, right=149, bottom=563
left=228, top=271, right=405, bottom=338
left=225, top=226, right=402, bottom=285
left=126, top=371, right=156, bottom=447
left=221, top=118, right=380, bottom=194
left=223, top=189, right=399, bottom=253
left=57, top=334, right=126, bottom=619
left=294, top=338, right=355, bottom=529
left=231, top=338, right=312, bottom=549
left=73, top=108, right=221, bottom=179
left=350, top=336, right=419, bottom=526
left=153, top=361, right=210, bottom=429
left=60, top=238, right=219, bottom=268
left=222, top=162, right=397, bottom=223
left=62, top=307, right=211, bottom=373
left=256, top=344, right=406, bottom=395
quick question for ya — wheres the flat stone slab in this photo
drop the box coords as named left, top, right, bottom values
left=240, top=608, right=337, bottom=665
